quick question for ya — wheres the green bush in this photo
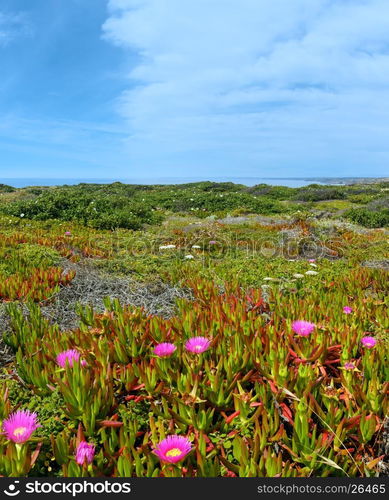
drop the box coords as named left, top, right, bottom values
left=348, top=194, right=373, bottom=204
left=344, top=208, right=389, bottom=228
left=0, top=184, right=15, bottom=193
left=0, top=188, right=162, bottom=230
left=0, top=181, right=387, bottom=230
left=294, top=187, right=346, bottom=202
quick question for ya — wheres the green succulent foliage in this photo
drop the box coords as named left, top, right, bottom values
left=0, top=244, right=61, bottom=278
left=0, top=180, right=387, bottom=478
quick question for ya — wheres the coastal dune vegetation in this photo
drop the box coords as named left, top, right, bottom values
left=0, top=181, right=387, bottom=477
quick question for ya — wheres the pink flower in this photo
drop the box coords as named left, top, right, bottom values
left=361, top=336, right=377, bottom=348
left=75, top=441, right=95, bottom=465
left=292, top=320, right=316, bottom=337
left=154, top=342, right=177, bottom=358
left=343, top=362, right=356, bottom=371
left=185, top=336, right=211, bottom=353
left=153, top=435, right=192, bottom=464
left=209, top=240, right=217, bottom=245
left=2, top=410, right=41, bottom=444
left=308, top=259, right=316, bottom=263
left=343, top=306, right=353, bottom=314
left=64, top=231, right=72, bottom=236
left=56, top=349, right=87, bottom=368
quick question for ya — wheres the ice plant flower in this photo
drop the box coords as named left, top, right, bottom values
left=56, top=349, right=87, bottom=368
left=75, top=441, right=95, bottom=465
left=343, top=362, right=357, bottom=371
left=343, top=306, right=353, bottom=314
left=154, top=342, right=177, bottom=358
left=292, top=320, right=316, bottom=337
left=185, top=336, right=211, bottom=353
left=308, top=259, right=316, bottom=263
left=64, top=231, right=71, bottom=236
left=209, top=240, right=217, bottom=245
left=153, top=435, right=192, bottom=464
left=2, top=410, right=40, bottom=444
left=361, top=336, right=377, bottom=348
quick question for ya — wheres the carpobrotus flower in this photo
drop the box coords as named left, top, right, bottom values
left=153, top=435, right=192, bottom=464
left=154, top=342, right=177, bottom=358
left=361, top=336, right=377, bottom=348
left=343, top=362, right=357, bottom=371
left=64, top=231, right=71, bottom=236
left=209, top=240, right=217, bottom=245
left=185, top=336, right=211, bottom=353
left=343, top=306, right=353, bottom=314
left=2, top=410, right=40, bottom=443
left=75, top=441, right=95, bottom=465
left=292, top=320, right=316, bottom=337
left=56, top=349, right=87, bottom=368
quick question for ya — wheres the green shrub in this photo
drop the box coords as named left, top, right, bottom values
left=348, top=194, right=373, bottom=204
left=0, top=184, right=15, bottom=193
left=294, top=187, right=346, bottom=202
left=344, top=208, right=389, bottom=228
left=0, top=188, right=162, bottom=230
left=0, top=181, right=387, bottom=230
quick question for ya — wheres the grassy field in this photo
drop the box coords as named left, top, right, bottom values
left=0, top=181, right=387, bottom=477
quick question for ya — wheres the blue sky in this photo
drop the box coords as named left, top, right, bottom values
left=1, top=0, right=389, bottom=180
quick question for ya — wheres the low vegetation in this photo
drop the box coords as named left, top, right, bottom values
left=0, top=181, right=387, bottom=477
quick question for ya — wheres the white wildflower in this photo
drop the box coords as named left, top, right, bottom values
left=305, top=270, right=318, bottom=276
left=159, top=244, right=176, bottom=250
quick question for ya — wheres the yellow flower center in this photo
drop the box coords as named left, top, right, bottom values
left=13, top=426, right=27, bottom=437
left=166, top=448, right=182, bottom=457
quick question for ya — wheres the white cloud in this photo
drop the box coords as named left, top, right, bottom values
left=103, top=0, right=389, bottom=176
left=0, top=11, right=31, bottom=46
